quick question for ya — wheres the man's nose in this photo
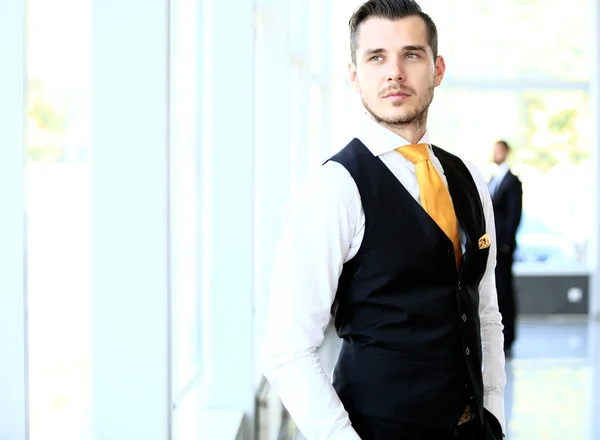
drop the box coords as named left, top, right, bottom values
left=385, top=61, right=405, bottom=82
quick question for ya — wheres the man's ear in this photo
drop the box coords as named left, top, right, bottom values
left=433, top=55, right=446, bottom=88
left=349, top=61, right=360, bottom=93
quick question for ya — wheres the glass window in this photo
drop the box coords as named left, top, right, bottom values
left=309, top=84, right=324, bottom=168
left=26, top=0, right=92, bottom=438
left=309, top=0, right=322, bottom=75
left=420, top=0, right=590, bottom=82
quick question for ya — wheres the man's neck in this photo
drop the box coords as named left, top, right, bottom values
left=366, top=111, right=428, bottom=144
left=382, top=123, right=427, bottom=144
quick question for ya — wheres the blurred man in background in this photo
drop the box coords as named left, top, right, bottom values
left=488, top=140, right=523, bottom=357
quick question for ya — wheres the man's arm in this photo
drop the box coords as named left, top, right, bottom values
left=262, top=162, right=362, bottom=440
left=505, top=177, right=523, bottom=245
left=465, top=162, right=507, bottom=434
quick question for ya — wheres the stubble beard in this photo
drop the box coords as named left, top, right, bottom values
left=361, top=85, right=434, bottom=133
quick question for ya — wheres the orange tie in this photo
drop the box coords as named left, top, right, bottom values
left=397, top=144, right=462, bottom=269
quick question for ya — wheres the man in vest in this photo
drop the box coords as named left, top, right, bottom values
left=263, top=1, right=506, bottom=439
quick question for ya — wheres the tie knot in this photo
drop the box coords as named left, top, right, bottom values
left=397, top=143, right=430, bottom=164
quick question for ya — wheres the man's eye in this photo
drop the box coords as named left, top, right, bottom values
left=369, top=55, right=383, bottom=62
left=406, top=53, right=418, bottom=59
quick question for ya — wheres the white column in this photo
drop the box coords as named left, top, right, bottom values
left=170, top=0, right=201, bottom=401
left=199, top=0, right=256, bottom=437
left=0, top=2, right=28, bottom=439
left=290, top=0, right=312, bottom=188
left=91, top=0, right=172, bottom=439
left=317, top=0, right=333, bottom=160
left=253, top=0, right=291, bottom=378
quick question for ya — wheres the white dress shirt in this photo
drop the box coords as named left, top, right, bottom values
left=262, top=114, right=506, bottom=440
left=489, top=161, right=510, bottom=198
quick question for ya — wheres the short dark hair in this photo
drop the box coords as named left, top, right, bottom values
left=496, top=140, right=511, bottom=150
left=349, top=0, right=438, bottom=64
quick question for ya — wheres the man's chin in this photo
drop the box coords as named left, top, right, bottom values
left=377, top=111, right=414, bottom=125
left=363, top=101, right=418, bottom=125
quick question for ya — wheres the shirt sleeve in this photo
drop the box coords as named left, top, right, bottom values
left=465, top=161, right=507, bottom=435
left=261, top=161, right=363, bottom=440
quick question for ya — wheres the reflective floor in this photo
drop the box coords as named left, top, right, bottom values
left=505, top=316, right=599, bottom=440
left=292, top=316, right=600, bottom=440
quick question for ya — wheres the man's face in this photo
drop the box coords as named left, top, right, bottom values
left=349, top=16, right=445, bottom=127
left=493, top=143, right=509, bottom=165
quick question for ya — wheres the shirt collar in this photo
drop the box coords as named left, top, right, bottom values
left=355, top=111, right=431, bottom=157
left=494, top=161, right=511, bottom=180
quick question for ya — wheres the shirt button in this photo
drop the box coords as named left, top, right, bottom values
left=462, top=314, right=467, bottom=323
left=457, top=281, right=462, bottom=290
left=447, top=249, right=454, bottom=256
left=465, top=347, right=470, bottom=356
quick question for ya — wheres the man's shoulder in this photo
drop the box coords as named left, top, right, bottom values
left=507, top=170, right=522, bottom=184
left=328, top=137, right=371, bottom=164
left=289, top=160, right=358, bottom=213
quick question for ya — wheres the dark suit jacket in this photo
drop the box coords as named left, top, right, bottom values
left=490, top=170, right=523, bottom=252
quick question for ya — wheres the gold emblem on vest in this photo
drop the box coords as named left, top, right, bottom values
left=478, top=233, right=491, bottom=250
